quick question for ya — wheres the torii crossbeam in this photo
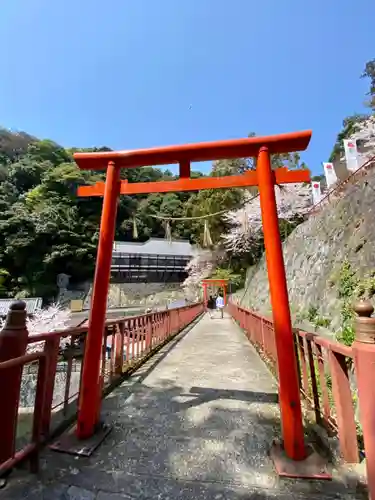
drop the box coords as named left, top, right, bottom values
left=73, top=131, right=312, bottom=463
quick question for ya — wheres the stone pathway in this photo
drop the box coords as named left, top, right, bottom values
left=0, top=313, right=366, bottom=499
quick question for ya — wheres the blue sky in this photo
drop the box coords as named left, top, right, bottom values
left=0, top=0, right=373, bottom=175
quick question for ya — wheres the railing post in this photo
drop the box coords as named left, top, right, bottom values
left=41, top=336, right=60, bottom=436
left=203, top=284, right=208, bottom=311
left=114, top=323, right=124, bottom=377
left=260, top=317, right=265, bottom=349
left=147, top=315, right=153, bottom=350
left=328, top=347, right=359, bottom=463
left=0, top=301, right=28, bottom=466
left=352, top=300, right=375, bottom=499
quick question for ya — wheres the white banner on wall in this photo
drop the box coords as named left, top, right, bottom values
left=311, top=181, right=321, bottom=205
left=343, top=139, right=359, bottom=172
left=322, top=162, right=338, bottom=188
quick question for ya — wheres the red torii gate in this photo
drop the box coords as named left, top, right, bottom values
left=73, top=130, right=311, bottom=464
left=201, top=278, right=228, bottom=308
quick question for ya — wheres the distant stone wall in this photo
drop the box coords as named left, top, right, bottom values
left=57, top=289, right=87, bottom=308
left=59, top=280, right=189, bottom=310
left=84, top=283, right=186, bottom=309
left=109, top=282, right=181, bottom=298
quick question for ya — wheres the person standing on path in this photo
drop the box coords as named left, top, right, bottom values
left=207, top=295, right=215, bottom=318
left=216, top=293, right=224, bottom=319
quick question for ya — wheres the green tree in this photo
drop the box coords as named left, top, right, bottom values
left=7, top=158, right=52, bottom=193
left=0, top=126, right=311, bottom=300
left=362, top=58, right=375, bottom=110
left=27, top=139, right=72, bottom=166
left=211, top=267, right=244, bottom=290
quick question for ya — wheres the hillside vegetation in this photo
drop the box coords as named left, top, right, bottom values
left=0, top=130, right=247, bottom=300
left=0, top=123, right=309, bottom=301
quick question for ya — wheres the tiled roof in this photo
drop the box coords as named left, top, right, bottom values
left=113, top=238, right=194, bottom=257
left=0, top=298, right=43, bottom=317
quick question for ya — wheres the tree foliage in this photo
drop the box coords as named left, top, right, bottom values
left=0, top=130, right=254, bottom=300
left=210, top=267, right=244, bottom=290
left=329, top=114, right=368, bottom=162
left=221, top=183, right=312, bottom=257
left=0, top=122, right=314, bottom=302
left=362, top=58, right=375, bottom=110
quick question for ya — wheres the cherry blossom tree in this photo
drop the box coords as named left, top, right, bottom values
left=182, top=248, right=223, bottom=300
left=348, top=115, right=375, bottom=163
left=222, top=183, right=312, bottom=255
left=182, top=183, right=312, bottom=293
left=0, top=303, right=72, bottom=353
left=27, top=303, right=72, bottom=353
left=354, top=115, right=375, bottom=159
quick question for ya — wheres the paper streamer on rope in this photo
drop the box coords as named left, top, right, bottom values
left=311, top=181, right=321, bottom=205
left=343, top=139, right=359, bottom=172
left=132, top=217, right=138, bottom=239
left=203, top=219, right=213, bottom=247
left=243, top=210, right=250, bottom=234
left=164, top=220, right=172, bottom=243
left=322, top=162, right=338, bottom=188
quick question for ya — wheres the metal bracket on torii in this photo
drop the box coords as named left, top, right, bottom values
left=50, top=130, right=330, bottom=479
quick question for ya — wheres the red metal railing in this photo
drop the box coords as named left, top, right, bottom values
left=0, top=302, right=204, bottom=476
left=228, top=302, right=360, bottom=464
